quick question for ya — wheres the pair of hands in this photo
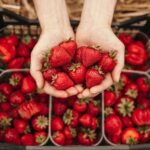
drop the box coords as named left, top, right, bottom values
left=30, top=23, right=124, bottom=99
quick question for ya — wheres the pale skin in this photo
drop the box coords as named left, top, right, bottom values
left=31, top=0, right=125, bottom=98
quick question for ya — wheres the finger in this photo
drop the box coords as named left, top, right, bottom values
left=90, top=74, right=113, bottom=94
left=30, top=53, right=44, bottom=89
left=112, top=46, right=125, bottom=82
left=74, top=84, right=84, bottom=93
left=44, top=82, right=68, bottom=98
left=66, top=87, right=78, bottom=96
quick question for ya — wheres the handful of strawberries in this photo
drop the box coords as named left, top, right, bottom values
left=42, top=40, right=117, bottom=90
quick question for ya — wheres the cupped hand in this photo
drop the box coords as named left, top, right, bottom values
left=76, top=25, right=125, bottom=98
left=30, top=27, right=83, bottom=98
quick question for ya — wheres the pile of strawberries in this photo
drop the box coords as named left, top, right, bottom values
left=118, top=33, right=149, bottom=71
left=42, top=40, right=117, bottom=90
left=0, top=71, right=49, bottom=145
left=51, top=96, right=101, bottom=145
left=0, top=35, right=37, bottom=69
left=104, top=72, right=150, bottom=144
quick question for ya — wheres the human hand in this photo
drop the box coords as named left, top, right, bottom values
left=30, top=27, right=83, bottom=98
left=76, top=25, right=125, bottom=99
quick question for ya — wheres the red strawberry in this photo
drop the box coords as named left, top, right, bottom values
left=104, top=107, right=115, bottom=117
left=51, top=117, right=64, bottom=131
left=0, top=112, right=12, bottom=128
left=86, top=67, right=104, bottom=88
left=138, top=99, right=150, bottom=109
left=87, top=100, right=100, bottom=117
left=67, top=63, right=86, bottom=84
left=0, top=35, right=18, bottom=46
left=63, top=109, right=79, bottom=127
left=0, top=43, right=16, bottom=63
left=79, top=114, right=92, bottom=127
left=11, top=108, right=19, bottom=119
left=81, top=47, right=102, bottom=67
left=32, top=115, right=48, bottom=131
left=90, top=117, right=99, bottom=130
left=39, top=93, right=49, bottom=103
left=104, top=91, right=117, bottom=107
left=52, top=131, right=65, bottom=145
left=122, top=116, right=133, bottom=128
left=63, top=126, right=77, bottom=139
left=137, top=77, right=150, bottom=93
left=9, top=72, right=24, bottom=89
left=125, top=82, right=139, bottom=99
left=21, top=134, right=35, bottom=146
left=138, top=126, right=150, bottom=143
left=10, top=90, right=25, bottom=105
left=38, top=103, right=49, bottom=115
left=8, top=57, right=25, bottom=69
left=115, top=96, right=135, bottom=117
left=49, top=46, right=71, bottom=67
left=120, top=73, right=130, bottom=87
left=0, top=102, right=11, bottom=112
left=73, top=98, right=88, bottom=113
left=53, top=100, right=67, bottom=116
left=17, top=43, right=30, bottom=57
left=118, top=33, right=133, bottom=46
left=43, top=67, right=59, bottom=82
left=21, top=75, right=36, bottom=93
left=67, top=96, right=77, bottom=107
left=75, top=47, right=85, bottom=62
left=14, top=119, right=30, bottom=134
left=78, top=129, right=96, bottom=145
left=34, top=131, right=47, bottom=145
left=98, top=51, right=117, bottom=73
left=121, top=127, right=140, bottom=144
left=0, top=83, right=12, bottom=95
left=108, top=134, right=121, bottom=144
left=51, top=72, right=74, bottom=90
left=4, top=128, right=20, bottom=145
left=18, top=101, right=40, bottom=120
left=105, top=114, right=122, bottom=136
left=60, top=40, right=77, bottom=57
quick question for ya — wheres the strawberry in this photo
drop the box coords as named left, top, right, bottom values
left=4, top=128, right=20, bottom=145
left=63, top=126, right=77, bottom=139
left=122, top=116, right=133, bottom=128
left=53, top=100, right=67, bottom=116
left=34, top=131, right=47, bottom=145
left=104, top=91, right=117, bottom=107
left=60, top=40, right=77, bottom=57
left=119, top=73, right=130, bottom=87
left=138, top=99, right=150, bottom=109
left=125, top=82, right=139, bottom=99
left=10, top=90, right=25, bottom=105
left=14, top=119, right=30, bottom=134
left=0, top=102, right=11, bottom=112
left=11, top=108, right=19, bottom=119
left=0, top=112, right=12, bottom=129
left=0, top=83, right=12, bottom=95
left=52, top=131, right=65, bottom=145
left=78, top=128, right=96, bottom=145
left=21, top=75, right=36, bottom=93
left=121, top=127, right=140, bottom=144
left=51, top=72, right=74, bottom=90
left=18, top=101, right=40, bottom=120
left=38, top=103, right=49, bottom=115
left=81, top=47, right=102, bottom=67
left=115, top=96, right=135, bottom=117
left=90, top=117, right=99, bottom=130
left=86, top=66, right=104, bottom=88
left=9, top=72, right=24, bottom=89
left=21, top=134, right=35, bottom=146
left=75, top=47, right=84, bottom=62
left=98, top=51, right=117, bottom=73
left=39, top=93, right=49, bottom=103
left=51, top=117, right=64, bottom=131
left=104, top=107, right=115, bottom=117
left=67, top=96, right=77, bottom=107
left=49, top=46, right=71, bottom=67
left=87, top=100, right=100, bottom=117
left=138, top=126, right=150, bottom=143
left=8, top=57, right=25, bottom=69
left=105, top=114, right=122, bottom=136
left=32, top=115, right=48, bottom=131
left=67, top=63, right=86, bottom=84
left=0, top=35, right=18, bottom=46
left=118, top=33, right=133, bottom=46
left=63, top=109, right=79, bottom=127
left=108, top=134, right=121, bottom=144
left=79, top=114, right=92, bottom=127
left=43, top=67, right=59, bottom=82
left=17, top=43, right=30, bottom=57
left=73, top=98, right=88, bottom=113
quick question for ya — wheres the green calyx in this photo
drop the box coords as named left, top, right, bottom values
left=9, top=77, right=19, bottom=86
left=92, top=65, right=104, bottom=75
left=125, top=89, right=138, bottom=99
left=63, top=109, right=73, bottom=125
left=69, top=127, right=77, bottom=138
left=104, top=107, right=113, bottom=117
left=69, top=63, right=80, bottom=72
left=0, top=117, right=12, bottom=129
left=126, top=137, right=137, bottom=145
left=78, top=98, right=91, bottom=104
left=0, top=92, right=6, bottom=103
left=138, top=126, right=150, bottom=134
left=51, top=75, right=57, bottom=85
left=36, top=134, right=46, bottom=144
left=82, top=128, right=96, bottom=141
left=118, top=98, right=135, bottom=117
left=109, top=50, right=117, bottom=59
left=36, top=115, right=48, bottom=129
